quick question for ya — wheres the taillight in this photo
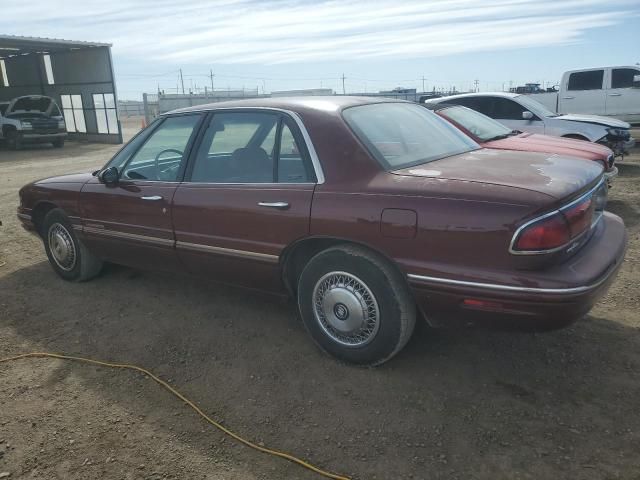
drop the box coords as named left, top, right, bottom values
left=512, top=213, right=570, bottom=251
left=563, top=197, right=593, bottom=237
left=511, top=180, right=607, bottom=254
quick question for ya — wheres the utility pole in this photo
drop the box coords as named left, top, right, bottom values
left=180, top=69, right=185, bottom=95
left=473, top=79, right=479, bottom=92
left=341, top=73, right=346, bottom=95
left=421, top=76, right=427, bottom=92
left=210, top=69, right=215, bottom=92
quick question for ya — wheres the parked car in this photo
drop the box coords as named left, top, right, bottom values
left=17, top=97, right=627, bottom=365
left=424, top=92, right=634, bottom=157
left=0, top=95, right=67, bottom=150
left=426, top=103, right=618, bottom=182
left=522, top=66, right=640, bottom=124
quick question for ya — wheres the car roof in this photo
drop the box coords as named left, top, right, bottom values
left=426, top=91, right=520, bottom=103
left=167, top=95, right=411, bottom=116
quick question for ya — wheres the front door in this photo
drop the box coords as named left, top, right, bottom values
left=80, top=113, right=203, bottom=271
left=491, top=97, right=545, bottom=134
left=562, top=69, right=606, bottom=115
left=172, top=110, right=317, bottom=292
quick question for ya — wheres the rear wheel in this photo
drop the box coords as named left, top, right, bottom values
left=42, top=209, right=103, bottom=282
left=297, top=245, right=416, bottom=366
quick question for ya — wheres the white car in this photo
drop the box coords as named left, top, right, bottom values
left=424, top=92, right=634, bottom=157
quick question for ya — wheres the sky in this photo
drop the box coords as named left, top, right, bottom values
left=3, top=0, right=640, bottom=100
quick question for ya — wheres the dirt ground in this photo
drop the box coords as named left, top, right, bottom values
left=0, top=120, right=639, bottom=480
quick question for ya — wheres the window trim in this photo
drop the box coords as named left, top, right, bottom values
left=182, top=108, right=318, bottom=185
left=117, top=112, right=206, bottom=184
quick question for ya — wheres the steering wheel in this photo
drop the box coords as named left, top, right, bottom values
left=154, top=149, right=183, bottom=180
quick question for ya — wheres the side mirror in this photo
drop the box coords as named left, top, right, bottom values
left=98, top=166, right=119, bottom=186
left=522, top=111, right=534, bottom=120
left=633, top=74, right=640, bottom=88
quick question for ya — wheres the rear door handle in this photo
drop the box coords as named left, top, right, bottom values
left=140, top=195, right=163, bottom=201
left=258, top=201, right=290, bottom=210
left=562, top=96, right=575, bottom=99
left=608, top=93, right=622, bottom=96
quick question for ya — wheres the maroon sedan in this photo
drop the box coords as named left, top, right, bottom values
left=17, top=97, right=627, bottom=365
left=426, top=103, right=618, bottom=181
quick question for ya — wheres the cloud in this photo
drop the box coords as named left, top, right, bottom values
left=2, top=0, right=634, bottom=65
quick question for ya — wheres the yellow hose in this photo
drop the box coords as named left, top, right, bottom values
left=0, top=352, right=351, bottom=480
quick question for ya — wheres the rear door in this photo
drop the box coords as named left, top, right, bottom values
left=172, top=110, right=317, bottom=292
left=562, top=69, right=606, bottom=114
left=605, top=67, right=640, bottom=122
left=80, top=113, right=203, bottom=271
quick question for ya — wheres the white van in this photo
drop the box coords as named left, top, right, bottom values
left=527, top=66, right=640, bottom=123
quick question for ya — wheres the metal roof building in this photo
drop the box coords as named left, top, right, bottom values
left=0, top=35, right=122, bottom=143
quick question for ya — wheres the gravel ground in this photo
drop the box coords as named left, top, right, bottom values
left=0, top=121, right=639, bottom=480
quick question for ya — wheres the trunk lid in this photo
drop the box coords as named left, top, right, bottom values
left=392, top=148, right=603, bottom=200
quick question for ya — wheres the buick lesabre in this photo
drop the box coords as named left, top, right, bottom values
left=17, top=97, right=627, bottom=365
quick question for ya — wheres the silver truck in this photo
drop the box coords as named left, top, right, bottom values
left=0, top=95, right=67, bottom=150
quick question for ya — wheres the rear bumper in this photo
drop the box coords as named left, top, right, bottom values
left=605, top=166, right=618, bottom=181
left=408, top=212, right=627, bottom=329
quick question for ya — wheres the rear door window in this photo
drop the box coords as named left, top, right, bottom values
left=568, top=70, right=604, bottom=90
left=189, top=112, right=313, bottom=184
left=611, top=68, right=639, bottom=89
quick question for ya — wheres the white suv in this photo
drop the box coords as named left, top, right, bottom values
left=0, top=95, right=67, bottom=150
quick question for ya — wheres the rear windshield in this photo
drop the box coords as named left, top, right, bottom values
left=0, top=103, right=7, bottom=116
left=342, top=103, right=479, bottom=170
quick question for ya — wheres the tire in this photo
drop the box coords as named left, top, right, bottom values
left=52, top=138, right=65, bottom=148
left=297, top=245, right=416, bottom=366
left=42, top=209, right=103, bottom=282
left=6, top=130, right=21, bottom=150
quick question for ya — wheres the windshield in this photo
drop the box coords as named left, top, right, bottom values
left=438, top=105, right=512, bottom=142
left=515, top=94, right=558, bottom=118
left=342, top=103, right=479, bottom=170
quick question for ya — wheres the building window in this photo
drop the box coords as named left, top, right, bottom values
left=0, top=59, right=8, bottom=87
left=93, top=93, right=118, bottom=134
left=43, top=54, right=55, bottom=85
left=60, top=94, right=87, bottom=133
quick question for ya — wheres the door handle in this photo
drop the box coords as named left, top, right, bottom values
left=562, top=96, right=575, bottom=99
left=608, top=93, right=622, bottom=96
left=258, top=201, right=290, bottom=210
left=140, top=195, right=163, bottom=201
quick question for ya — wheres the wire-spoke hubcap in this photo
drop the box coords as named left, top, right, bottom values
left=48, top=223, right=77, bottom=271
left=312, top=271, right=380, bottom=347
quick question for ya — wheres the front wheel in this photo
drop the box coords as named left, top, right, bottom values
left=52, top=138, right=65, bottom=148
left=42, top=209, right=103, bottom=282
left=297, top=245, right=416, bottom=366
left=6, top=130, right=21, bottom=150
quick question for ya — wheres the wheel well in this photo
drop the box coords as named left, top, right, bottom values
left=281, top=237, right=407, bottom=297
left=562, top=133, right=590, bottom=141
left=31, top=202, right=58, bottom=237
